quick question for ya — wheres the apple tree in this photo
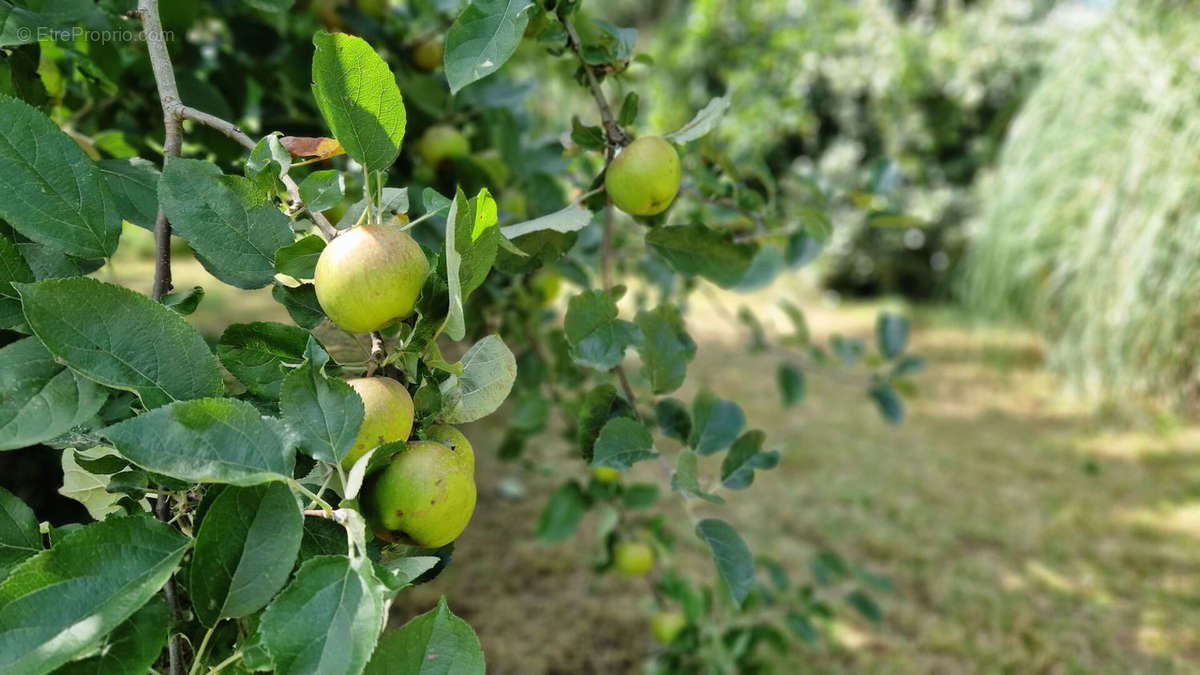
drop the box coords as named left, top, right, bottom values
left=0, top=0, right=919, bottom=673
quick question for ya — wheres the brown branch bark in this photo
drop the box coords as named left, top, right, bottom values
left=139, top=3, right=186, bottom=672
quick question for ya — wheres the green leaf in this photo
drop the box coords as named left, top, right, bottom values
left=246, top=134, right=292, bottom=187
left=622, top=483, right=659, bottom=509
left=103, top=398, right=296, bottom=486
left=776, top=363, right=805, bottom=407
left=576, top=384, right=633, bottom=462
left=664, top=93, right=731, bottom=145
left=280, top=338, right=364, bottom=464
left=635, top=304, right=696, bottom=395
left=720, top=430, right=779, bottom=490
left=875, top=312, right=909, bottom=360
left=785, top=611, right=819, bottom=645
left=158, top=158, right=294, bottom=289
left=654, top=397, right=691, bottom=443
left=260, top=555, right=385, bottom=675
left=217, top=322, right=312, bottom=400
left=15, top=278, right=222, bottom=409
left=0, top=515, right=189, bottom=674
left=688, top=389, right=745, bottom=456
left=845, top=589, right=883, bottom=624
left=500, top=205, right=592, bottom=239
left=274, top=234, right=327, bottom=279
left=272, top=282, right=326, bottom=329
left=312, top=32, right=406, bottom=172
left=670, top=449, right=724, bottom=504
left=246, top=0, right=295, bottom=11
left=161, top=286, right=204, bottom=315
left=0, top=94, right=120, bottom=259
left=298, top=170, right=344, bottom=213
left=618, top=92, right=639, bottom=126
left=365, top=597, right=484, bottom=674
left=869, top=380, right=905, bottom=425
left=778, top=301, right=809, bottom=345
left=97, top=158, right=160, bottom=231
left=0, top=487, right=40, bottom=583
left=590, top=417, right=655, bottom=471
left=0, top=234, right=33, bottom=331
left=0, top=337, right=107, bottom=451
left=444, top=188, right=500, bottom=341
left=190, top=483, right=304, bottom=626
left=58, top=447, right=135, bottom=521
left=646, top=222, right=758, bottom=289
left=375, top=556, right=440, bottom=592
left=444, top=0, right=535, bottom=94
left=564, top=289, right=643, bottom=371
left=570, top=117, right=605, bottom=151
left=694, top=518, right=754, bottom=607
left=535, top=481, right=587, bottom=544
left=53, top=595, right=168, bottom=675
left=440, top=335, right=516, bottom=424
left=0, top=2, right=92, bottom=48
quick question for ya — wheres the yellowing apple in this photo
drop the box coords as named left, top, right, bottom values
left=411, top=36, right=443, bottom=72
left=313, top=224, right=429, bottom=333
left=590, top=466, right=622, bottom=483
left=605, top=136, right=681, bottom=216
left=613, top=540, right=655, bottom=576
left=366, top=440, right=477, bottom=548
left=416, top=125, right=469, bottom=167
left=425, top=423, right=474, bottom=473
left=650, top=611, right=688, bottom=644
left=342, top=376, right=414, bottom=470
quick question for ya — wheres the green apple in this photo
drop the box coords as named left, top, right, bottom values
left=416, top=125, right=469, bottom=167
left=590, top=466, right=622, bottom=484
left=425, top=423, right=474, bottom=473
left=366, top=440, right=477, bottom=548
left=342, top=376, right=414, bottom=470
left=650, top=611, right=687, bottom=644
left=411, top=36, right=443, bottom=72
left=613, top=540, right=655, bottom=576
left=313, top=224, right=429, bottom=333
left=605, top=136, right=681, bottom=216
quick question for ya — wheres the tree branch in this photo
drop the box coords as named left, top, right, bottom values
left=174, top=106, right=339, bottom=240
left=563, top=16, right=631, bottom=147
left=139, top=3, right=186, bottom=672
left=140, top=0, right=180, bottom=302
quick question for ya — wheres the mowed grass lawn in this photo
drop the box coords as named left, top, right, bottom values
left=110, top=232, right=1200, bottom=673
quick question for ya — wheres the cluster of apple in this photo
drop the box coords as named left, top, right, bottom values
left=312, top=226, right=475, bottom=548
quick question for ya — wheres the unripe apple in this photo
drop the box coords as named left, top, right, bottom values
left=415, top=125, right=469, bottom=167
left=342, top=376, right=414, bottom=470
left=590, top=466, right=622, bottom=483
left=650, top=611, right=687, bottom=644
left=425, top=423, right=474, bottom=473
left=313, top=224, right=429, bottom=333
left=613, top=540, right=655, bottom=576
left=366, top=440, right=477, bottom=548
left=605, top=136, right=681, bottom=216
left=411, top=36, right=443, bottom=72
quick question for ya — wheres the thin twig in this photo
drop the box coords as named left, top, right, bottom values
left=141, top=0, right=180, bottom=302
left=140, top=3, right=187, bottom=671
left=175, top=107, right=339, bottom=240
left=563, top=16, right=631, bottom=147
left=366, top=332, right=386, bottom=376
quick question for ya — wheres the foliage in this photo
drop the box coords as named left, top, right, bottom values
left=623, top=0, right=1060, bottom=299
left=0, top=0, right=919, bottom=672
left=961, top=2, right=1200, bottom=403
